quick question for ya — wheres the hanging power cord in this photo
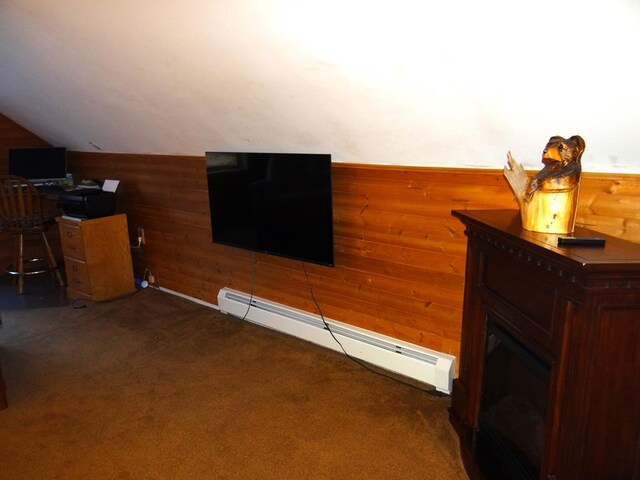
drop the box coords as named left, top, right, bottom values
left=70, top=281, right=145, bottom=309
left=238, top=250, right=256, bottom=321
left=70, top=287, right=142, bottom=309
left=302, top=262, right=442, bottom=395
left=131, top=230, right=156, bottom=287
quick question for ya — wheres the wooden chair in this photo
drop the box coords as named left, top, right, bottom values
left=0, top=175, right=65, bottom=294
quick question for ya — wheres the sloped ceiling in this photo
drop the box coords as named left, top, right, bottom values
left=1, top=0, right=639, bottom=172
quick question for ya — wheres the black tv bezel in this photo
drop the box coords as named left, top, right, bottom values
left=205, top=151, right=335, bottom=267
left=8, top=147, right=68, bottom=183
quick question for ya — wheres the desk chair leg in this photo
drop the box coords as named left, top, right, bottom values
left=0, top=313, right=5, bottom=409
left=0, top=367, right=7, bottom=410
left=16, top=233, right=25, bottom=295
left=41, top=232, right=65, bottom=287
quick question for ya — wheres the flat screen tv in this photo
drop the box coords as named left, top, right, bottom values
left=205, top=152, right=334, bottom=267
left=8, top=147, right=67, bottom=183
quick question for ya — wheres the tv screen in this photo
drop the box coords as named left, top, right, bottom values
left=205, top=152, right=334, bottom=267
left=8, top=147, right=67, bottom=182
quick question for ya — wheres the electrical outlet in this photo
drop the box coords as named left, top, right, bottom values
left=138, top=227, right=145, bottom=245
left=148, top=274, right=155, bottom=284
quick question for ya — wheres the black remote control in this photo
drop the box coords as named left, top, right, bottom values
left=557, top=236, right=606, bottom=247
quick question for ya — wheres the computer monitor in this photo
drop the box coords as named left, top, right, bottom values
left=8, top=147, right=67, bottom=183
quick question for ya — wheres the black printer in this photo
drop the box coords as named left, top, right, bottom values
left=59, top=189, right=117, bottom=219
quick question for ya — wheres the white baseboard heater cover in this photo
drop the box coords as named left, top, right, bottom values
left=217, top=288, right=455, bottom=394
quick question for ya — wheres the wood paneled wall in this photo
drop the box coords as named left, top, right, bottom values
left=67, top=151, right=640, bottom=361
left=0, top=113, right=50, bottom=170
left=2, top=114, right=637, bottom=362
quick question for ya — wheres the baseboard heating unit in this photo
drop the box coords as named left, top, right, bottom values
left=217, top=288, right=455, bottom=394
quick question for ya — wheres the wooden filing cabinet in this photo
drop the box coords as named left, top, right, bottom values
left=57, top=214, right=135, bottom=301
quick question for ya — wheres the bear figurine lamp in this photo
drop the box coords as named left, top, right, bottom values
left=504, top=135, right=585, bottom=234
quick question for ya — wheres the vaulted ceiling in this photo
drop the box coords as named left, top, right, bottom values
left=1, top=0, right=639, bottom=172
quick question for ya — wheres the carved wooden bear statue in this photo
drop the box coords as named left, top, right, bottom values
left=525, top=135, right=585, bottom=201
left=504, top=135, right=586, bottom=234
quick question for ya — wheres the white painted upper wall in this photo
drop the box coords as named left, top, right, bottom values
left=1, top=0, right=639, bottom=172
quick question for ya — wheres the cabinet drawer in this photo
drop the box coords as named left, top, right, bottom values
left=59, top=223, right=86, bottom=260
left=64, top=257, right=91, bottom=295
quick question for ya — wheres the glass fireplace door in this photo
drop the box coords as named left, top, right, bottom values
left=474, top=317, right=551, bottom=480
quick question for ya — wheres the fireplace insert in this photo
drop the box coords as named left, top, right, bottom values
left=474, top=317, right=550, bottom=480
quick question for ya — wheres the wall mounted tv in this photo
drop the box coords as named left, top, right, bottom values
left=205, top=152, right=334, bottom=267
left=8, top=147, right=67, bottom=183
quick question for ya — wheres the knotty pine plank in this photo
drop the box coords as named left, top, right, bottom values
left=336, top=236, right=466, bottom=276
left=244, top=260, right=463, bottom=329
left=339, top=267, right=464, bottom=310
left=335, top=252, right=464, bottom=292
left=334, top=224, right=468, bottom=258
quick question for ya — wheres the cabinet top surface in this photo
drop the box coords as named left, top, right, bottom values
left=56, top=213, right=126, bottom=226
left=452, top=209, right=640, bottom=271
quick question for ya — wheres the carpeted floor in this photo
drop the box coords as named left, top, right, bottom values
left=0, top=285, right=468, bottom=480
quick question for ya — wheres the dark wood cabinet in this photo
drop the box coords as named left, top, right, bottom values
left=450, top=209, right=640, bottom=480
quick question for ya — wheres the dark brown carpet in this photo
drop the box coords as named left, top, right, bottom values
left=0, top=288, right=467, bottom=479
